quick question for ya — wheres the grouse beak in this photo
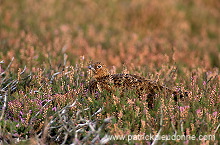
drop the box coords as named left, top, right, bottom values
left=88, top=65, right=96, bottom=72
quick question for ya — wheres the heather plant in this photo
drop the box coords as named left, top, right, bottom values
left=1, top=58, right=219, bottom=144
left=0, top=58, right=112, bottom=144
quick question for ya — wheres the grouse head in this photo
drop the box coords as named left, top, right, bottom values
left=88, top=62, right=110, bottom=79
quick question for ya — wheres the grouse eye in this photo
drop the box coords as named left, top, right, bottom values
left=97, top=65, right=102, bottom=68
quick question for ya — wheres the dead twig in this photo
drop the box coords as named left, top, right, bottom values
left=152, top=107, right=163, bottom=145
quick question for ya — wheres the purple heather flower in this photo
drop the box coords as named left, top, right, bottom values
left=184, top=140, right=189, bottom=144
left=52, top=107, right=57, bottom=111
left=20, top=111, right=23, bottom=115
left=19, top=116, right=25, bottom=123
left=176, top=87, right=181, bottom=91
left=196, top=109, right=202, bottom=114
left=179, top=106, right=185, bottom=112
left=212, top=111, right=218, bottom=117
left=13, top=133, right=19, bottom=137
left=179, top=106, right=190, bottom=112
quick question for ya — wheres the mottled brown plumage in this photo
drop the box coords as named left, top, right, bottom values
left=88, top=62, right=186, bottom=108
